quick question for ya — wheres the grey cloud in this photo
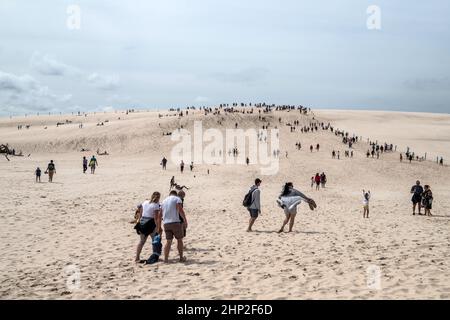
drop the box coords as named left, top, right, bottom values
left=87, top=73, right=120, bottom=91
left=0, top=70, right=72, bottom=114
left=0, top=71, right=37, bottom=92
left=30, top=52, right=120, bottom=91
left=30, top=52, right=81, bottom=76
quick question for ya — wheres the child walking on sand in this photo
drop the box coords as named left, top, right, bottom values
left=363, top=189, right=371, bottom=218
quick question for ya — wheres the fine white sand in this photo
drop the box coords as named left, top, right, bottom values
left=0, top=108, right=449, bottom=299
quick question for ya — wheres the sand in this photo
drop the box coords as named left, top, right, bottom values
left=0, top=108, right=449, bottom=299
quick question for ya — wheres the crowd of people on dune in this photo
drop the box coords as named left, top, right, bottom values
left=8, top=103, right=443, bottom=267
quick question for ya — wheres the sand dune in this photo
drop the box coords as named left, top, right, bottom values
left=0, top=108, right=449, bottom=299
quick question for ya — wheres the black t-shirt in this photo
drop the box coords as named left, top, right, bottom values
left=411, top=185, right=423, bottom=195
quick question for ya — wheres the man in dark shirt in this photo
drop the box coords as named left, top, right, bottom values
left=410, top=180, right=424, bottom=215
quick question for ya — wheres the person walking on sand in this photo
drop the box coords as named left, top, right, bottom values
left=180, top=160, right=185, bottom=173
left=161, top=157, right=167, bottom=170
left=177, top=190, right=187, bottom=239
left=134, top=192, right=162, bottom=263
left=161, top=190, right=188, bottom=263
left=422, top=185, right=433, bottom=216
left=244, top=178, right=262, bottom=232
left=277, top=182, right=316, bottom=233
left=45, top=160, right=56, bottom=182
left=82, top=156, right=88, bottom=174
left=314, top=173, right=321, bottom=190
left=35, top=167, right=41, bottom=183
left=89, top=155, right=98, bottom=174
left=411, top=180, right=424, bottom=215
left=320, top=172, right=327, bottom=188
left=362, top=189, right=371, bottom=218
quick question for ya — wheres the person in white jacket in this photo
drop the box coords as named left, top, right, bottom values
left=277, top=182, right=316, bottom=233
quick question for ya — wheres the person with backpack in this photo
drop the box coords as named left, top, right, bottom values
left=45, top=160, right=56, bottom=182
left=89, top=155, right=98, bottom=174
left=243, top=178, right=262, bottom=232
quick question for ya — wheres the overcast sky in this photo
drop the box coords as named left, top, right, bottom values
left=0, top=0, right=449, bottom=116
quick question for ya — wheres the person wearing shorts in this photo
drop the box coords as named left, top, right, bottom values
left=161, top=190, right=187, bottom=263
left=46, top=160, right=56, bottom=182
left=277, top=182, right=316, bottom=233
left=410, top=180, right=424, bottom=215
left=247, top=178, right=262, bottom=232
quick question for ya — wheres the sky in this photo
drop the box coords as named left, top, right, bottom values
left=0, top=0, right=449, bottom=116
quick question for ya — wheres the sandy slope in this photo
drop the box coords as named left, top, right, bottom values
left=0, top=109, right=449, bottom=299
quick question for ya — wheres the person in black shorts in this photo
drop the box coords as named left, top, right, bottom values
left=410, top=180, right=424, bottom=215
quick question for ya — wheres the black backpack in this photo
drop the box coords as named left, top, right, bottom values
left=243, top=187, right=256, bottom=207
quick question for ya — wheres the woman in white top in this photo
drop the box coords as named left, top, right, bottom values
left=277, top=182, right=316, bottom=233
left=135, top=192, right=162, bottom=263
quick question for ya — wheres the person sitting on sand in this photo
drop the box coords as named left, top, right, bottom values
left=89, top=155, right=98, bottom=174
left=35, top=167, right=41, bottom=183
left=134, top=192, right=162, bottom=263
left=45, top=160, right=56, bottom=182
left=422, top=185, right=433, bottom=216
left=277, top=182, right=316, bottom=233
left=161, top=190, right=188, bottom=263
left=363, top=189, right=371, bottom=218
left=411, top=180, right=424, bottom=215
